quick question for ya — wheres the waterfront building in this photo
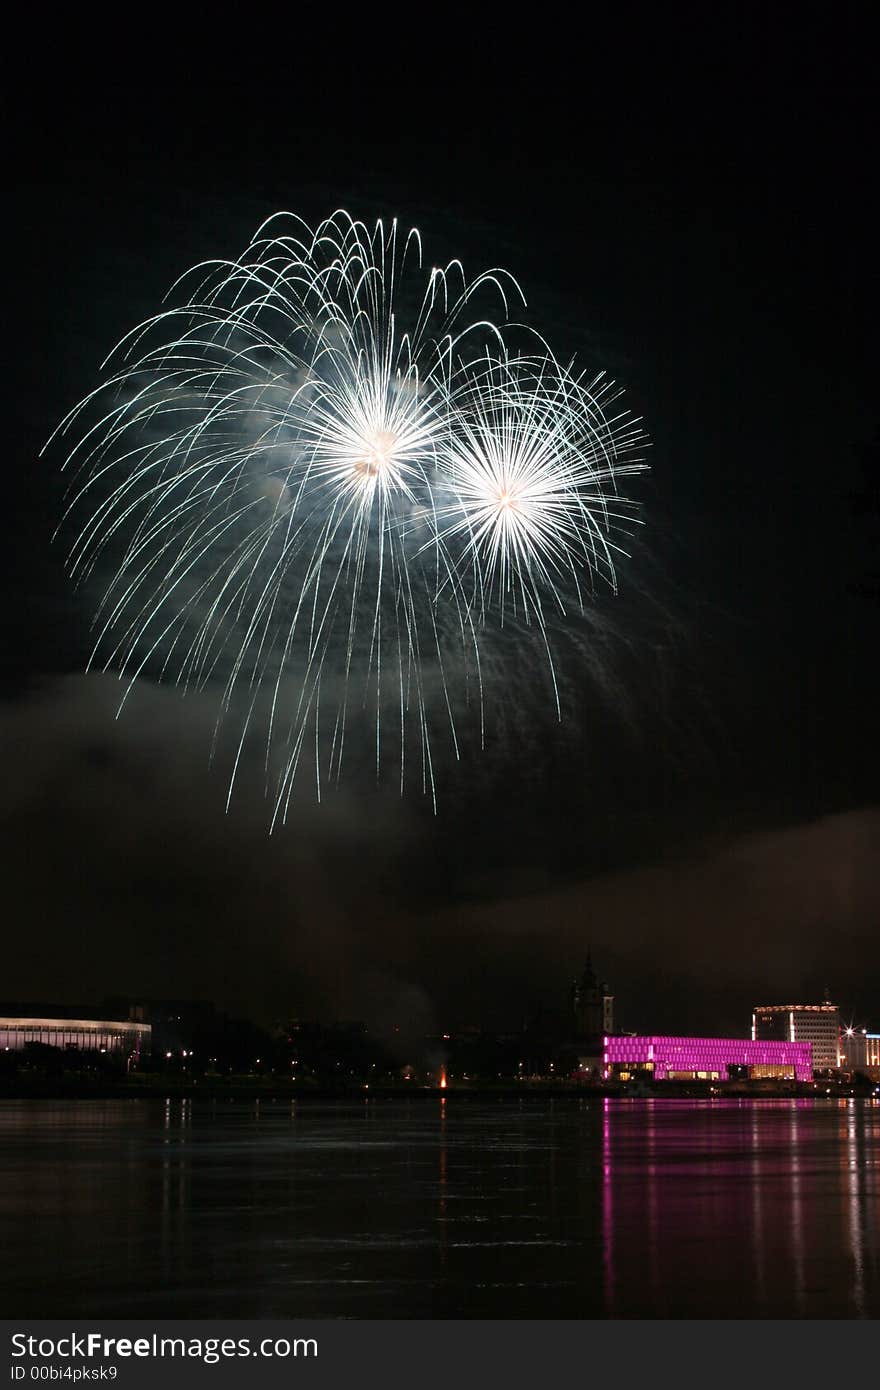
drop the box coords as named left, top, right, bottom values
left=752, top=997, right=840, bottom=1069
left=602, top=1034, right=813, bottom=1082
left=0, top=1013, right=150, bottom=1057
left=839, top=1028, right=880, bottom=1080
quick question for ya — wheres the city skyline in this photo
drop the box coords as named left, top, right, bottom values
left=2, top=966, right=876, bottom=1053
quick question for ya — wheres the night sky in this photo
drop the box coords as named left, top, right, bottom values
left=3, top=13, right=877, bottom=1039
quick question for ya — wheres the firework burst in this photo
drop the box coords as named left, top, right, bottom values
left=435, top=351, right=646, bottom=629
left=46, top=211, right=648, bottom=821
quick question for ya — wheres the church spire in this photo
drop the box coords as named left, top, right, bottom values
left=581, top=948, right=598, bottom=991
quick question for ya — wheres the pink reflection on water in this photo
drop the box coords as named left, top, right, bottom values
left=601, top=1098, right=615, bottom=1315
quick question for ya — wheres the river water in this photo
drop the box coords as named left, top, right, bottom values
left=1, top=1097, right=876, bottom=1318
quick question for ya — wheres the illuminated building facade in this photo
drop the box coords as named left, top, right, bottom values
left=0, top=1016, right=150, bottom=1057
left=752, top=1001, right=840, bottom=1070
left=839, top=1029, right=880, bottom=1080
left=602, top=1034, right=813, bottom=1082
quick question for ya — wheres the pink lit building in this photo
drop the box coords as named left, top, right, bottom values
left=602, top=1034, right=813, bottom=1083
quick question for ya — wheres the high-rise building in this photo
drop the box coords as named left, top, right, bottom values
left=571, top=952, right=614, bottom=1039
left=752, top=995, right=840, bottom=1070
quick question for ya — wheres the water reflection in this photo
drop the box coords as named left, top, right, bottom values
left=602, top=1098, right=614, bottom=1315
left=437, top=1097, right=448, bottom=1271
left=0, top=1098, right=877, bottom=1318
left=595, top=1098, right=878, bottom=1319
left=842, top=1099, right=872, bottom=1318
left=749, top=1106, right=766, bottom=1306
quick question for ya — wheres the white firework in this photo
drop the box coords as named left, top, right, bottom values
left=435, top=351, right=647, bottom=636
left=46, top=210, right=648, bottom=821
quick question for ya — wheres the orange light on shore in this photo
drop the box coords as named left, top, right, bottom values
left=439, top=1068, right=448, bottom=1090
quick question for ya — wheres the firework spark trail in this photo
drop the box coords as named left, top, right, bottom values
left=45, top=210, right=648, bottom=821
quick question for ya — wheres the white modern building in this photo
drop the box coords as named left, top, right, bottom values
left=752, top=1001, right=840, bottom=1070
left=0, top=1015, right=151, bottom=1057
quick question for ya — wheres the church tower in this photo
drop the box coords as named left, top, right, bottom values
left=571, top=950, right=614, bottom=1040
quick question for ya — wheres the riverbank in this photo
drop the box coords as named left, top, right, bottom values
left=0, top=1077, right=869, bottom=1101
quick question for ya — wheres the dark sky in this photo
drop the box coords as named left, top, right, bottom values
left=3, top=12, right=877, bottom=1037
